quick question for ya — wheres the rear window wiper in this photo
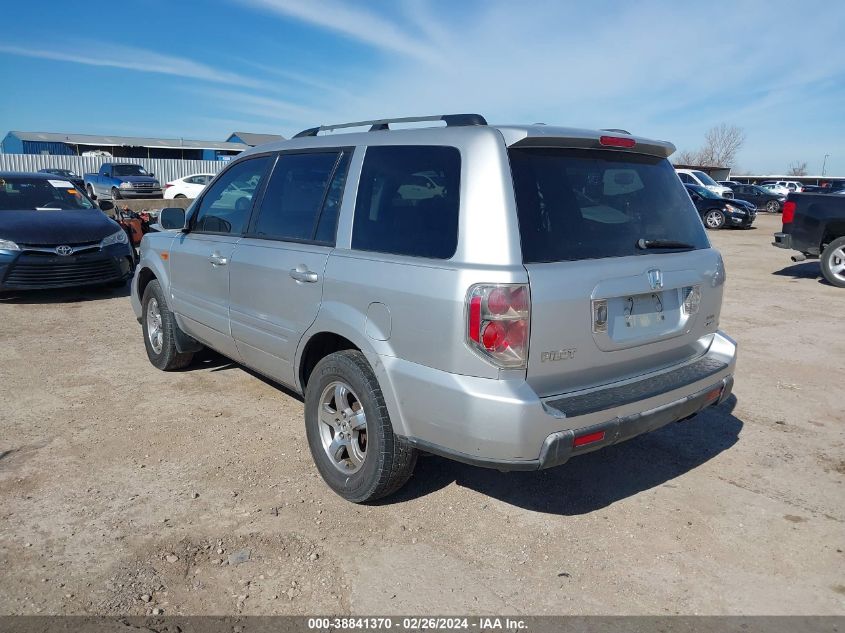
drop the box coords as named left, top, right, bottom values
left=637, top=238, right=695, bottom=250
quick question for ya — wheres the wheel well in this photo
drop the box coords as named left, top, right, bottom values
left=137, top=267, right=156, bottom=300
left=821, top=222, right=845, bottom=251
left=299, top=332, right=359, bottom=389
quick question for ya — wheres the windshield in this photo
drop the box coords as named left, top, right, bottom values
left=692, top=170, right=719, bottom=187
left=688, top=184, right=722, bottom=199
left=112, top=164, right=149, bottom=177
left=0, top=177, right=96, bottom=210
left=509, top=148, right=709, bottom=263
left=43, top=169, right=79, bottom=178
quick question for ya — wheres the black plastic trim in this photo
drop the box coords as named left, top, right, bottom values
left=544, top=356, right=729, bottom=418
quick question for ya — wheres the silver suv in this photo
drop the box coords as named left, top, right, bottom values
left=131, top=114, right=737, bottom=502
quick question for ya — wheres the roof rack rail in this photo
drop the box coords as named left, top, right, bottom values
left=293, top=113, right=487, bottom=138
left=601, top=128, right=632, bottom=135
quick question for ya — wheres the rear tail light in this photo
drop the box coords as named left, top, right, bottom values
left=599, top=135, right=636, bottom=148
left=782, top=200, right=796, bottom=224
left=467, top=283, right=530, bottom=369
left=164, top=183, right=174, bottom=189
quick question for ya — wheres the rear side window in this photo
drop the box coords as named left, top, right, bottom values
left=352, top=146, right=460, bottom=259
left=252, top=152, right=343, bottom=242
left=509, top=148, right=709, bottom=263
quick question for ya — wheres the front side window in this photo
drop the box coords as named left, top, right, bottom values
left=192, top=156, right=271, bottom=235
left=352, top=145, right=460, bottom=259
left=252, top=151, right=344, bottom=243
left=509, top=148, right=709, bottom=263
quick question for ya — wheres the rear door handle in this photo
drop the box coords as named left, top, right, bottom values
left=289, top=268, right=318, bottom=283
left=209, top=254, right=228, bottom=266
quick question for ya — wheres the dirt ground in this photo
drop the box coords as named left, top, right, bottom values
left=1, top=212, right=843, bottom=616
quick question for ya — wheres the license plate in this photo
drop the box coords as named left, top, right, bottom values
left=622, top=293, right=667, bottom=329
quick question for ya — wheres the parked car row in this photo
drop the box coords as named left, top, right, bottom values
left=35, top=164, right=220, bottom=202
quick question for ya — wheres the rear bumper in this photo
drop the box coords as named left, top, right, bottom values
left=386, top=331, right=737, bottom=470
left=772, top=232, right=792, bottom=249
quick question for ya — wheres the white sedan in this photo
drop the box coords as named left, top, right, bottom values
left=163, top=173, right=215, bottom=199
left=759, top=183, right=791, bottom=196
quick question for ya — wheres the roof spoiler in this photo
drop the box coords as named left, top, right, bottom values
left=293, top=113, right=487, bottom=138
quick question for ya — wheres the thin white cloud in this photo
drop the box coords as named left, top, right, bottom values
left=235, top=0, right=442, bottom=63
left=235, top=0, right=841, bottom=172
left=0, top=43, right=265, bottom=89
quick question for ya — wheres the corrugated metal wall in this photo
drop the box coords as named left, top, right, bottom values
left=0, top=155, right=227, bottom=185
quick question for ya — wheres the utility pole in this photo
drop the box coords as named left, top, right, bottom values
left=822, top=154, right=829, bottom=177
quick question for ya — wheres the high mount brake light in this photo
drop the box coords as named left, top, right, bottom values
left=599, top=135, right=636, bottom=148
left=466, top=283, right=530, bottom=369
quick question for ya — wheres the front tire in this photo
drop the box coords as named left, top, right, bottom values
left=820, top=236, right=845, bottom=288
left=766, top=200, right=781, bottom=213
left=304, top=350, right=417, bottom=503
left=704, top=209, right=725, bottom=229
left=141, top=280, right=194, bottom=370
left=112, top=187, right=122, bottom=200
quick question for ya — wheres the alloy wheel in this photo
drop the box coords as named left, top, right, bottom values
left=827, top=246, right=845, bottom=283
left=317, top=381, right=368, bottom=474
left=146, top=298, right=163, bottom=354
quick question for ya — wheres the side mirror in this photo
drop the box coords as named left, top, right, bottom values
left=160, top=207, right=187, bottom=230
left=98, top=200, right=114, bottom=212
left=149, top=172, right=155, bottom=178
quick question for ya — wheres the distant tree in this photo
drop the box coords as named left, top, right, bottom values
left=672, top=123, right=745, bottom=167
left=673, top=149, right=701, bottom=165
left=787, top=161, right=808, bottom=176
left=697, top=123, right=746, bottom=167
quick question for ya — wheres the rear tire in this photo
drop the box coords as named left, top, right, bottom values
left=175, top=194, right=187, bottom=199
left=766, top=200, right=781, bottom=213
left=141, top=280, right=194, bottom=370
left=304, top=350, right=418, bottom=503
left=704, top=209, right=725, bottom=229
left=87, top=185, right=97, bottom=200
left=820, top=236, right=845, bottom=288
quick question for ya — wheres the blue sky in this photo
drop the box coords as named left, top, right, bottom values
left=1, top=0, right=843, bottom=174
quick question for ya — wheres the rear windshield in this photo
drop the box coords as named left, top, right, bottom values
left=0, top=177, right=95, bottom=211
left=509, top=148, right=709, bottom=263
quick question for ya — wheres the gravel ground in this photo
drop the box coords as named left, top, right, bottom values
left=1, top=213, right=843, bottom=615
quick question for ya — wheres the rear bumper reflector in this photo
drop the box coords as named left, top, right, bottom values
left=573, top=430, right=606, bottom=448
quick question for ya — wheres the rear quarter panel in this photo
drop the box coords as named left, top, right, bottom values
left=308, top=127, right=526, bottom=380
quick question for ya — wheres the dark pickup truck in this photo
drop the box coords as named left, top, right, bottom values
left=773, top=193, right=845, bottom=287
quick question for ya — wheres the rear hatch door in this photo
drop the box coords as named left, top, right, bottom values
left=508, top=145, right=725, bottom=397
